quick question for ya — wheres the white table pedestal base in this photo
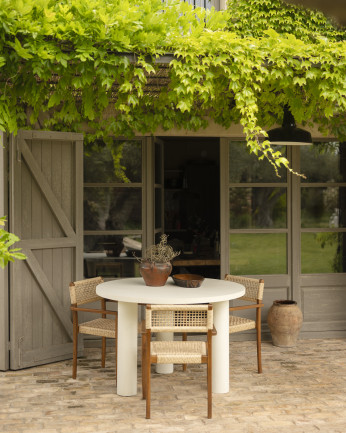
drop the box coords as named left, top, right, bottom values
left=117, top=302, right=138, bottom=396
left=212, top=300, right=230, bottom=394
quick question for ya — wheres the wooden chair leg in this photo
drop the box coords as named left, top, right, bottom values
left=101, top=337, right=106, bottom=368
left=256, top=309, right=262, bottom=374
left=146, top=359, right=151, bottom=419
left=141, top=334, right=147, bottom=400
left=207, top=366, right=212, bottom=419
left=72, top=323, right=78, bottom=379
left=182, top=332, right=187, bottom=371
left=145, top=330, right=151, bottom=419
left=115, top=336, right=117, bottom=384
left=207, top=334, right=212, bottom=419
left=256, top=325, right=262, bottom=374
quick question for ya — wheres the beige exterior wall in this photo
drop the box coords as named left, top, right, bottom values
left=219, top=0, right=227, bottom=10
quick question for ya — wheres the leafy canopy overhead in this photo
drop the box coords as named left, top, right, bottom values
left=0, top=0, right=345, bottom=173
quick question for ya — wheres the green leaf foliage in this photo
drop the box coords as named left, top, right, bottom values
left=0, top=0, right=344, bottom=174
left=227, top=0, right=345, bottom=42
left=0, top=216, right=26, bottom=268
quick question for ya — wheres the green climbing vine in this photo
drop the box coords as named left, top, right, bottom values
left=0, top=0, right=344, bottom=174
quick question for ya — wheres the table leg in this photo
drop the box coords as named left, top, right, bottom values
left=117, top=301, right=138, bottom=396
left=212, top=300, right=229, bottom=393
left=155, top=332, right=174, bottom=374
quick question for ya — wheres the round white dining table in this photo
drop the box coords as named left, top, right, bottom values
left=96, top=277, right=245, bottom=396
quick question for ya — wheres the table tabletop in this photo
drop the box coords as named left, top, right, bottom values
left=96, top=276, right=245, bottom=304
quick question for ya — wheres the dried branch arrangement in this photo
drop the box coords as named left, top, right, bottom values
left=135, top=234, right=180, bottom=263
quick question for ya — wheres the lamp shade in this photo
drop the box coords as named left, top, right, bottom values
left=267, top=106, right=312, bottom=146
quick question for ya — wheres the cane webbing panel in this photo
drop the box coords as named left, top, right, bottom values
left=229, top=315, right=256, bottom=333
left=79, top=318, right=116, bottom=338
left=151, top=341, right=207, bottom=364
left=69, top=277, right=104, bottom=306
left=224, top=275, right=264, bottom=302
left=146, top=304, right=213, bottom=332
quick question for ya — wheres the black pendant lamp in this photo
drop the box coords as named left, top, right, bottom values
left=267, top=105, right=312, bottom=146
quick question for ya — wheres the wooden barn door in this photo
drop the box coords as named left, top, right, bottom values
left=0, top=132, right=9, bottom=371
left=9, top=130, right=83, bottom=369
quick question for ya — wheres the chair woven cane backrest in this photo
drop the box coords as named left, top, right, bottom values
left=224, top=275, right=264, bottom=302
left=69, top=276, right=104, bottom=306
left=146, top=304, right=213, bottom=333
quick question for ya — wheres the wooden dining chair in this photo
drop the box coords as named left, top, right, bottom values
left=69, top=276, right=118, bottom=381
left=141, top=304, right=215, bottom=419
left=225, top=274, right=264, bottom=373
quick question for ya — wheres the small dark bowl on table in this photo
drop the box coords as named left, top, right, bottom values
left=172, top=274, right=204, bottom=288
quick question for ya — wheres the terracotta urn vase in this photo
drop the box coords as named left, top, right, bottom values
left=267, top=300, right=303, bottom=347
left=139, top=261, right=172, bottom=286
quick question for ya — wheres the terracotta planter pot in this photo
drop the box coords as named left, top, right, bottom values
left=139, top=261, right=172, bottom=286
left=267, top=300, right=303, bottom=347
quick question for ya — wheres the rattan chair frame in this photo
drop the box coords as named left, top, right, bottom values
left=69, top=276, right=118, bottom=381
left=225, top=274, right=264, bottom=374
left=142, top=304, right=214, bottom=419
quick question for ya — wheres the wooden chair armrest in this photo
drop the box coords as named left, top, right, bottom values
left=212, top=325, right=217, bottom=336
left=229, top=303, right=264, bottom=312
left=70, top=306, right=118, bottom=316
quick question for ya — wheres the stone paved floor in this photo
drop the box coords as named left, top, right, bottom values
left=1, top=339, right=346, bottom=433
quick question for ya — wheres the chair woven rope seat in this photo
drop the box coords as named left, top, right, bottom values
left=151, top=341, right=207, bottom=364
left=225, top=274, right=264, bottom=374
left=229, top=316, right=256, bottom=333
left=142, top=304, right=214, bottom=419
left=68, top=276, right=118, bottom=381
left=79, top=318, right=116, bottom=338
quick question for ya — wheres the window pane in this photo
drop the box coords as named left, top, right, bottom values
left=84, top=140, right=142, bottom=183
left=230, top=188, right=287, bottom=229
left=84, top=235, right=142, bottom=278
left=84, top=187, right=142, bottom=230
left=84, top=234, right=142, bottom=254
left=301, top=142, right=346, bottom=183
left=229, top=142, right=287, bottom=183
left=301, top=232, right=346, bottom=273
left=230, top=233, right=287, bottom=275
left=185, top=0, right=212, bottom=9
left=301, top=187, right=346, bottom=228
left=155, top=188, right=162, bottom=228
left=155, top=142, right=162, bottom=184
